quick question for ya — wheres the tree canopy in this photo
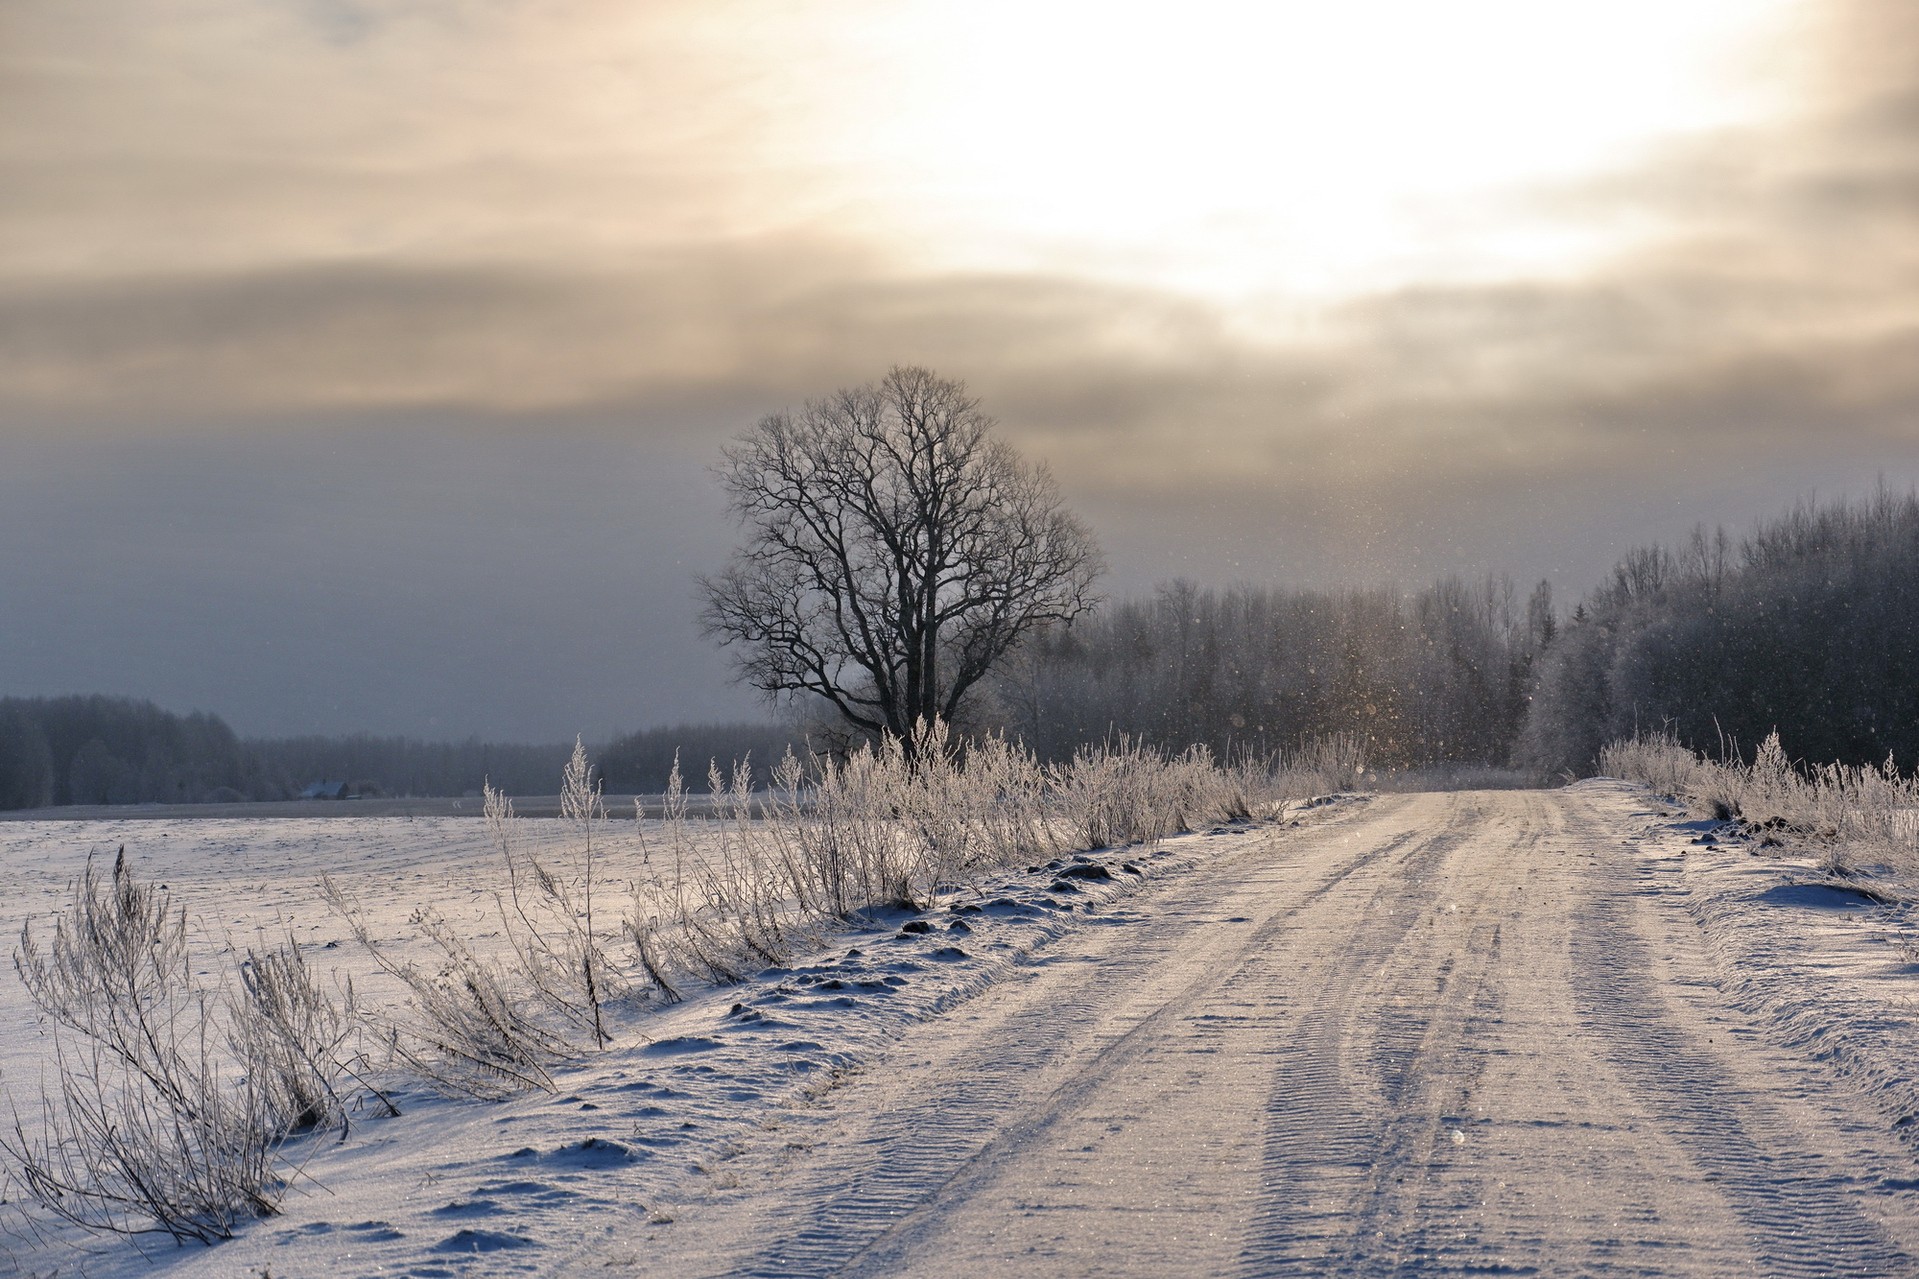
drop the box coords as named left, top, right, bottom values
left=701, top=366, right=1103, bottom=745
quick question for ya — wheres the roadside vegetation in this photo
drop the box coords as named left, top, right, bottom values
left=1, top=729, right=1363, bottom=1242
left=3, top=850, right=388, bottom=1243
left=1602, top=730, right=1919, bottom=893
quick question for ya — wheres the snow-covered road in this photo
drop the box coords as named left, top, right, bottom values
left=617, top=786, right=1919, bottom=1277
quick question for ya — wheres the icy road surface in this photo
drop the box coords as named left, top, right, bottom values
left=616, top=786, right=1919, bottom=1277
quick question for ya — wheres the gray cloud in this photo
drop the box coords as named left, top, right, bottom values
left=0, top=426, right=767, bottom=739
left=3, top=0, right=1916, bottom=736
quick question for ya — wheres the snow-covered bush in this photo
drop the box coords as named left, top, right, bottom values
left=4, top=852, right=287, bottom=1242
left=493, top=741, right=621, bottom=1048
left=1211, top=733, right=1369, bottom=822
left=231, top=931, right=391, bottom=1140
left=1602, top=730, right=1919, bottom=883
left=1050, top=738, right=1213, bottom=849
left=325, top=872, right=578, bottom=1098
left=1278, top=730, right=1370, bottom=795
left=323, top=729, right=1368, bottom=1085
left=769, top=723, right=1049, bottom=911
left=621, top=726, right=1366, bottom=1001
left=323, top=741, right=626, bottom=1097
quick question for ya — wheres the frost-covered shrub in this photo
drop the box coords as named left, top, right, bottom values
left=1050, top=738, right=1208, bottom=849
left=493, top=741, right=621, bottom=1048
left=1602, top=729, right=1919, bottom=883
left=323, top=739, right=630, bottom=1098
left=336, top=729, right=1368, bottom=1077
left=1212, top=733, right=1370, bottom=822
left=1598, top=732, right=1711, bottom=799
left=231, top=931, right=391, bottom=1140
left=4, top=852, right=286, bottom=1242
left=901, top=727, right=1053, bottom=882
left=324, top=875, right=578, bottom=1098
left=626, top=728, right=1045, bottom=996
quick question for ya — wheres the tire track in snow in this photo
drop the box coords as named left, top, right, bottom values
left=628, top=789, right=1919, bottom=1277
left=1237, top=792, right=1506, bottom=1275
left=721, top=801, right=1445, bottom=1278
left=1570, top=850, right=1915, bottom=1278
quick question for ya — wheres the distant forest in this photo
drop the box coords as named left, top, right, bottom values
left=1516, top=488, right=1919, bottom=776
left=986, top=574, right=1552, bottom=769
left=0, top=700, right=801, bottom=811
left=2, top=490, right=1913, bottom=810
left=988, top=489, right=1919, bottom=777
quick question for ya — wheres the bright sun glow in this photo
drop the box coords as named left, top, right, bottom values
left=781, top=0, right=1801, bottom=301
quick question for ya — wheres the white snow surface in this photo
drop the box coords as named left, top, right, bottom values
left=1, top=783, right=1916, bottom=1276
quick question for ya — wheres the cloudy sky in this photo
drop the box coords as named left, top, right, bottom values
left=3, top=0, right=1915, bottom=741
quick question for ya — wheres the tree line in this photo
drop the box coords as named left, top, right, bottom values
left=981, top=488, right=1919, bottom=778
left=0, top=697, right=801, bottom=811
left=1516, top=488, right=1919, bottom=776
left=0, top=695, right=253, bottom=809
left=979, top=575, right=1554, bottom=768
left=4, top=487, right=1912, bottom=809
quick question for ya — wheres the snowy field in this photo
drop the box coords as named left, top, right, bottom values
left=3, top=785, right=1917, bottom=1276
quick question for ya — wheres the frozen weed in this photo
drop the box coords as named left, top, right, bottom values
left=231, top=930, right=395, bottom=1139
left=493, top=740, right=621, bottom=1048
left=1602, top=730, right=1919, bottom=887
left=322, top=876, right=577, bottom=1098
left=624, top=725, right=1365, bottom=998
left=4, top=852, right=286, bottom=1242
left=323, top=740, right=635, bottom=1097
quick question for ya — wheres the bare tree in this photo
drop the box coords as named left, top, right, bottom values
left=701, top=366, right=1103, bottom=748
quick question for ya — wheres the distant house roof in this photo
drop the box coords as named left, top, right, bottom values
left=300, top=780, right=350, bottom=800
